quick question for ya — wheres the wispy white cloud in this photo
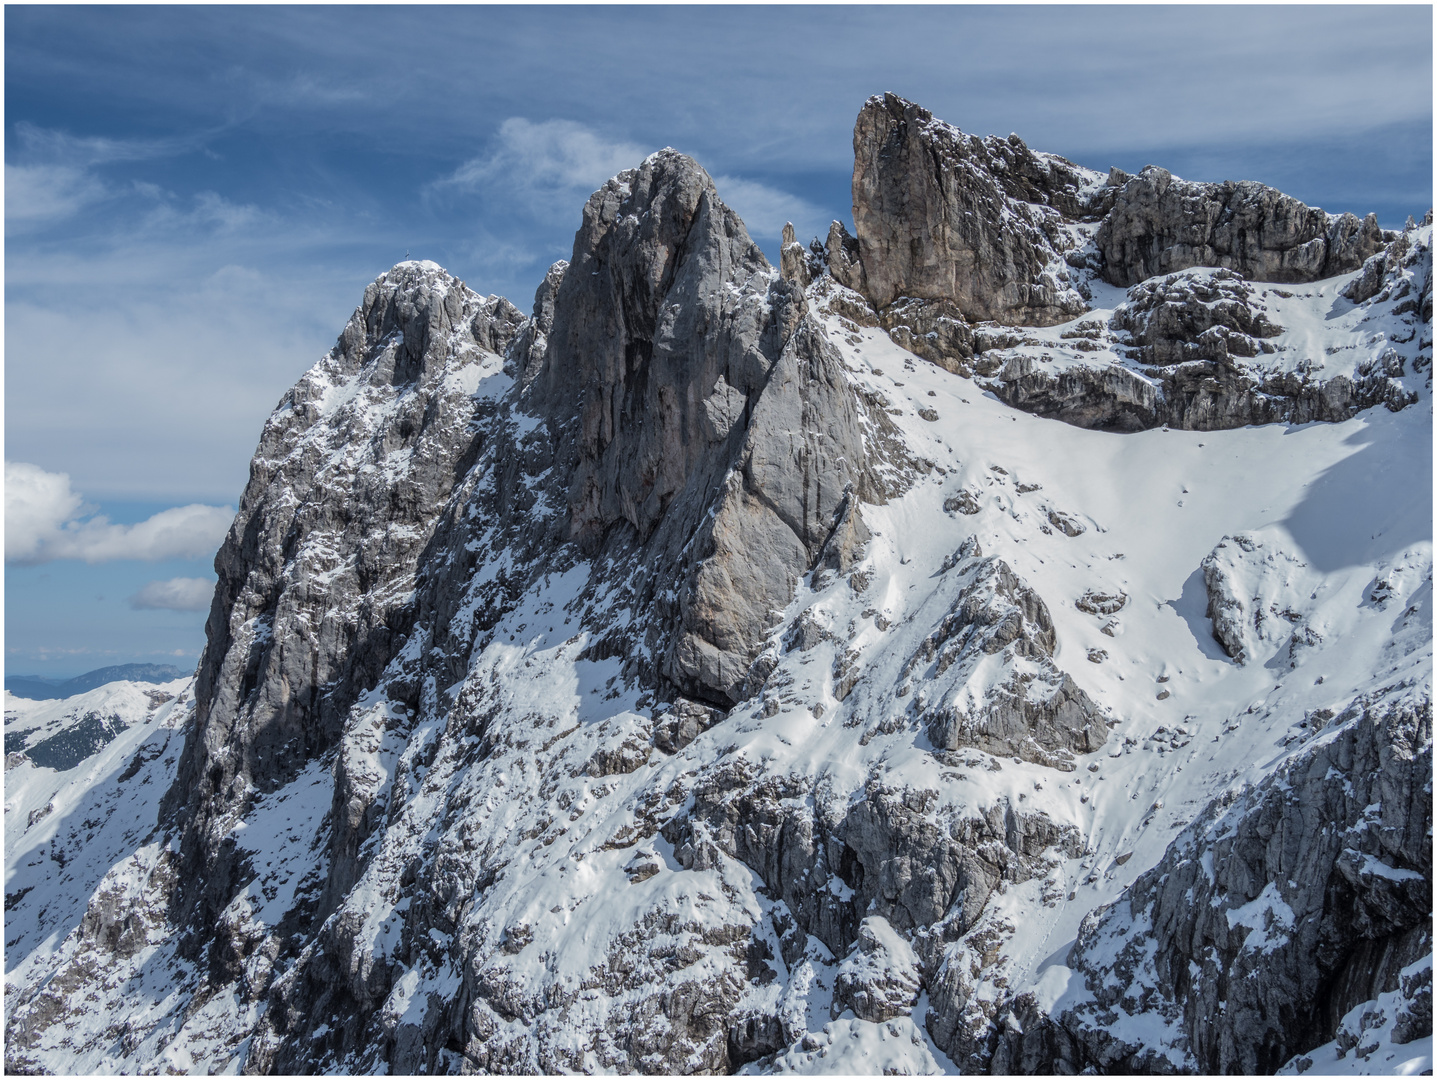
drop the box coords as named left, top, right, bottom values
left=5, top=163, right=109, bottom=225
left=129, top=577, right=216, bottom=611
left=5, top=123, right=249, bottom=231
left=711, top=175, right=828, bottom=252
left=12, top=120, right=194, bottom=166
left=136, top=189, right=269, bottom=235
left=434, top=118, right=650, bottom=212
left=4, top=462, right=232, bottom=564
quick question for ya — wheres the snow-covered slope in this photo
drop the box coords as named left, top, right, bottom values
left=4, top=680, right=196, bottom=1022
left=4, top=102, right=1431, bottom=1076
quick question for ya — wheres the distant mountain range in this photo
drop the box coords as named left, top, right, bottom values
left=5, top=663, right=189, bottom=701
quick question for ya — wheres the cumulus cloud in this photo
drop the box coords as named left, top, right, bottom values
left=4, top=461, right=232, bottom=564
left=129, top=577, right=216, bottom=611
left=434, top=118, right=650, bottom=211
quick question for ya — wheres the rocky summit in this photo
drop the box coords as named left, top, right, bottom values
left=5, top=94, right=1432, bottom=1076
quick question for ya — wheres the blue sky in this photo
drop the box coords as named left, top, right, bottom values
left=4, top=5, right=1432, bottom=678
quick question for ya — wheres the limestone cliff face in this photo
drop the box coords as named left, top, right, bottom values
left=1096, top=165, right=1387, bottom=287
left=838, top=93, right=1421, bottom=436
left=166, top=264, right=525, bottom=947
left=530, top=149, right=899, bottom=704
left=850, top=92, right=1095, bottom=327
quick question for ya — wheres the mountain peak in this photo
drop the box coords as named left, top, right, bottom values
left=6, top=93, right=1430, bottom=1079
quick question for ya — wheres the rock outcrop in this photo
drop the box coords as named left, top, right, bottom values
left=910, top=553, right=1108, bottom=769
left=1113, top=267, right=1283, bottom=366
left=1096, top=166, right=1388, bottom=288
left=165, top=263, right=526, bottom=952
left=509, top=258, right=566, bottom=388
left=850, top=92, right=1095, bottom=326
left=830, top=93, right=1425, bottom=435
left=1201, top=533, right=1318, bottom=667
left=525, top=150, right=903, bottom=706
left=994, top=694, right=1432, bottom=1074
left=832, top=916, right=923, bottom=1022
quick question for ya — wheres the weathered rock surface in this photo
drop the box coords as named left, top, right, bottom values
left=910, top=554, right=1108, bottom=768
left=533, top=149, right=901, bottom=705
left=1113, top=267, right=1283, bottom=366
left=1096, top=165, right=1388, bottom=288
left=1281, top=954, right=1434, bottom=1074
left=825, top=219, right=867, bottom=294
left=165, top=262, right=527, bottom=956
left=988, top=232, right=1427, bottom=431
left=850, top=92, right=1095, bottom=326
left=995, top=694, right=1432, bottom=1074
left=831, top=94, right=1424, bottom=435
left=509, top=258, right=567, bottom=389
left=779, top=221, right=817, bottom=287
left=832, top=916, right=923, bottom=1021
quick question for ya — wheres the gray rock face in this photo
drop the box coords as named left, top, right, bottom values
left=667, top=765, right=1082, bottom=989
left=165, top=262, right=526, bottom=951
left=832, top=916, right=923, bottom=1022
left=535, top=149, right=775, bottom=549
left=830, top=95, right=1420, bottom=436
left=877, top=297, right=976, bottom=373
left=850, top=92, right=1093, bottom=326
left=1201, top=533, right=1306, bottom=665
left=908, top=555, right=1108, bottom=768
left=138, top=155, right=915, bottom=1074
left=995, top=694, right=1432, bottom=1074
left=779, top=221, right=815, bottom=287
left=1096, top=166, right=1387, bottom=287
left=1345, top=231, right=1433, bottom=316
left=989, top=348, right=1418, bottom=433
left=1113, top=267, right=1283, bottom=366
left=533, top=149, right=899, bottom=704
left=987, top=235, right=1427, bottom=432
left=826, top=219, right=867, bottom=294
left=509, top=258, right=567, bottom=388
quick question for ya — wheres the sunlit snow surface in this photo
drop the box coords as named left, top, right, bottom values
left=4, top=240, right=1431, bottom=1074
